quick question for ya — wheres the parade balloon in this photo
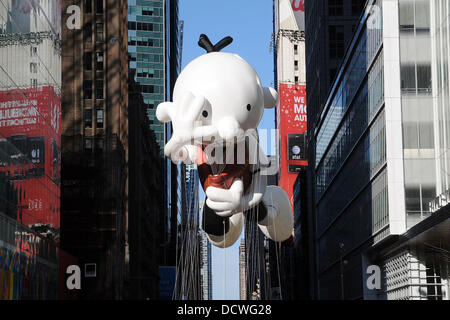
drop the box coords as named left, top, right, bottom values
left=156, top=34, right=293, bottom=248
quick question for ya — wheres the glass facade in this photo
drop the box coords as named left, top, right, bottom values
left=0, top=0, right=61, bottom=299
left=399, top=0, right=437, bottom=228
left=312, top=0, right=450, bottom=300
left=314, top=0, right=387, bottom=299
left=430, top=0, right=450, bottom=216
left=128, top=0, right=165, bottom=150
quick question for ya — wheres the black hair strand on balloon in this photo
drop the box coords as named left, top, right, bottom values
left=198, top=34, right=233, bottom=53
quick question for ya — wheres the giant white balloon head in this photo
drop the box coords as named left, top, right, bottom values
left=156, top=35, right=278, bottom=149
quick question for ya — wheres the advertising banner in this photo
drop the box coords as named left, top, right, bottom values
left=279, top=84, right=307, bottom=135
left=0, top=86, right=61, bottom=229
left=277, top=84, right=307, bottom=208
left=291, top=0, right=305, bottom=32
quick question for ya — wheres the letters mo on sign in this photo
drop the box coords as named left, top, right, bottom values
left=279, top=84, right=307, bottom=134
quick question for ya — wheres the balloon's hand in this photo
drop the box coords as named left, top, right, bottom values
left=206, top=179, right=244, bottom=218
left=156, top=92, right=210, bottom=158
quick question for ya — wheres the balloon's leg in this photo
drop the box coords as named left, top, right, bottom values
left=202, top=201, right=243, bottom=248
left=257, top=186, right=293, bottom=242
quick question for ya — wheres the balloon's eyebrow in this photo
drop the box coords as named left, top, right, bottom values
left=198, top=34, right=233, bottom=53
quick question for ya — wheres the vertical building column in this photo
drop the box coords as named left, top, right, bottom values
left=382, top=0, right=407, bottom=234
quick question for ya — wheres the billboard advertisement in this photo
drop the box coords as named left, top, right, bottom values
left=277, top=0, right=305, bottom=32
left=0, top=86, right=61, bottom=230
left=291, top=0, right=305, bottom=32
left=9, top=0, right=62, bottom=33
left=277, top=84, right=307, bottom=207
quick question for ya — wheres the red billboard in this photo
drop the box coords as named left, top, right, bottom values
left=277, top=84, right=307, bottom=208
left=291, top=0, right=305, bottom=32
left=0, top=86, right=61, bottom=230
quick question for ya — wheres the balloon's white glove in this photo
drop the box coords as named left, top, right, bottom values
left=206, top=179, right=244, bottom=218
left=156, top=92, right=217, bottom=160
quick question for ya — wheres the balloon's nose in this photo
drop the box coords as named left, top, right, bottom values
left=216, top=117, right=242, bottom=141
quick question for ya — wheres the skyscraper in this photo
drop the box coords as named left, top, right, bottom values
left=127, top=68, right=163, bottom=299
left=127, top=0, right=182, bottom=270
left=305, top=0, right=365, bottom=128
left=60, top=0, right=130, bottom=299
left=308, top=0, right=450, bottom=300
left=303, top=0, right=366, bottom=299
left=127, top=0, right=166, bottom=150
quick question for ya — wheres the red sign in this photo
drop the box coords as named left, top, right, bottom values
left=291, top=0, right=305, bottom=32
left=0, top=86, right=61, bottom=229
left=277, top=84, right=307, bottom=208
left=278, top=84, right=307, bottom=134
left=291, top=0, right=305, bottom=12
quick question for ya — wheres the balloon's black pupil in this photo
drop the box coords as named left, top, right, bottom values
left=202, top=110, right=208, bottom=118
left=247, top=104, right=251, bottom=111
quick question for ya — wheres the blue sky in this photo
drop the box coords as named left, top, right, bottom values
left=179, top=0, right=275, bottom=299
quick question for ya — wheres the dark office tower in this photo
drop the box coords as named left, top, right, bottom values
left=309, top=0, right=450, bottom=300
left=127, top=69, right=162, bottom=299
left=61, top=0, right=130, bottom=299
left=303, top=0, right=365, bottom=299
left=127, top=0, right=182, bottom=270
left=305, top=0, right=365, bottom=128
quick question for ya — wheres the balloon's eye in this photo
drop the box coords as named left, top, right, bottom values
left=247, top=104, right=251, bottom=111
left=202, top=110, right=209, bottom=118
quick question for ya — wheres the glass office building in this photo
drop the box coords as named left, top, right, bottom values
left=312, top=0, right=449, bottom=299
left=128, top=0, right=182, bottom=271
left=128, top=0, right=165, bottom=150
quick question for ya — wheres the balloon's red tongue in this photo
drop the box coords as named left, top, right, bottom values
left=197, top=142, right=253, bottom=193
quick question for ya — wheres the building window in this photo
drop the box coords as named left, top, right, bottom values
left=329, top=68, right=337, bottom=85
left=399, top=0, right=415, bottom=31
left=96, top=23, right=104, bottom=42
left=328, top=0, right=344, bottom=16
left=84, top=80, right=93, bottom=99
left=84, top=0, right=92, bottom=13
left=30, top=62, right=38, bottom=73
left=295, top=76, right=299, bottom=84
left=95, top=138, right=104, bottom=151
left=31, top=79, right=37, bottom=88
left=137, top=22, right=153, bottom=31
left=294, top=44, right=298, bottom=55
left=128, top=21, right=136, bottom=30
left=96, top=109, right=104, bottom=128
left=84, top=139, right=93, bottom=151
left=30, top=46, right=37, bottom=57
left=96, top=0, right=103, bottom=14
left=128, top=36, right=136, bottom=46
left=85, top=109, right=92, bottom=128
left=96, top=52, right=104, bottom=70
left=294, top=60, right=298, bottom=70
left=95, top=80, right=104, bottom=99
left=329, top=25, right=344, bottom=59
left=142, top=8, right=153, bottom=16
left=142, top=85, right=154, bottom=93
left=84, top=23, right=92, bottom=42
left=416, top=65, right=431, bottom=92
left=84, top=52, right=92, bottom=70
left=351, top=0, right=365, bottom=16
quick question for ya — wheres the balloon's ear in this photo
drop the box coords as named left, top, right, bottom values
left=263, top=87, right=278, bottom=109
left=156, top=102, right=174, bottom=123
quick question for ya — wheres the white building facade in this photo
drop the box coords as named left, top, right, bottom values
left=314, top=0, right=449, bottom=300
